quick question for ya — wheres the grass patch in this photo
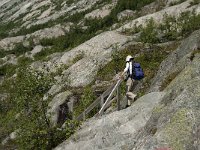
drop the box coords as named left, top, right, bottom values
left=17, top=56, right=33, bottom=67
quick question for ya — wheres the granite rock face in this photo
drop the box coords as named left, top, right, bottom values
left=150, top=29, right=200, bottom=92
left=54, top=92, right=166, bottom=150
left=31, top=31, right=132, bottom=87
left=54, top=30, right=200, bottom=150
left=47, top=91, right=73, bottom=126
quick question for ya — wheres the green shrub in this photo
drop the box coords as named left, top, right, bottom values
left=0, top=22, right=18, bottom=39
left=160, top=14, right=179, bottom=40
left=159, top=11, right=200, bottom=41
left=190, top=0, right=200, bottom=5
left=169, top=0, right=186, bottom=6
left=0, top=50, right=6, bottom=58
left=0, top=64, right=17, bottom=77
left=36, top=27, right=95, bottom=60
left=140, top=18, right=159, bottom=43
left=9, top=43, right=33, bottom=57
left=0, top=68, right=80, bottom=149
left=17, top=56, right=33, bottom=67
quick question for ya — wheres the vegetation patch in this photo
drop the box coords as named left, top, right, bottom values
left=35, top=27, right=95, bottom=60
left=17, top=56, right=33, bottom=67
left=169, top=0, right=187, bottom=6
left=0, top=42, right=34, bottom=58
left=140, top=18, right=159, bottom=43
left=0, top=64, right=17, bottom=77
left=73, top=86, right=97, bottom=119
left=127, top=11, right=200, bottom=44
left=97, top=42, right=178, bottom=97
left=190, top=0, right=200, bottom=5
left=0, top=68, right=79, bottom=149
left=0, top=22, right=20, bottom=39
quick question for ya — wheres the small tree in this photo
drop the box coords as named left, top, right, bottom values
left=8, top=68, right=75, bottom=149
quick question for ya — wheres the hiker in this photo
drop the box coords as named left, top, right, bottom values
left=120, top=55, right=144, bottom=107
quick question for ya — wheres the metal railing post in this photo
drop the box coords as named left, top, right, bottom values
left=117, top=85, right=121, bottom=111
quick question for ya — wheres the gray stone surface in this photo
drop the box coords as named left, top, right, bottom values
left=55, top=92, right=165, bottom=150
left=149, top=29, right=200, bottom=92
left=117, top=10, right=137, bottom=21
left=47, top=91, right=72, bottom=126
left=133, top=54, right=200, bottom=150
left=85, top=3, right=115, bottom=19
left=25, top=45, right=43, bottom=58
left=54, top=29, right=200, bottom=150
left=0, top=36, right=25, bottom=50
left=31, top=31, right=132, bottom=87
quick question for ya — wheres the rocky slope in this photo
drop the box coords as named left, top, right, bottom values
left=55, top=28, right=200, bottom=150
left=0, top=0, right=200, bottom=149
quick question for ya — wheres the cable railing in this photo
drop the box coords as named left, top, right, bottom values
left=75, top=79, right=123, bottom=121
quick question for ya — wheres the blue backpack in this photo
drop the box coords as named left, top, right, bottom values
left=132, top=62, right=144, bottom=80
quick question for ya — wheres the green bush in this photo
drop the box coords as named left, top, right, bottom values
left=17, top=56, right=33, bottom=67
left=9, top=43, right=33, bottom=56
left=74, top=86, right=97, bottom=118
left=159, top=11, right=200, bottom=41
left=0, top=67, right=80, bottom=149
left=160, top=14, right=179, bottom=40
left=35, top=26, right=95, bottom=60
left=169, top=0, right=186, bottom=6
left=0, top=64, right=17, bottom=77
left=140, top=18, right=159, bottom=43
left=190, top=0, right=200, bottom=5
left=0, top=22, right=18, bottom=39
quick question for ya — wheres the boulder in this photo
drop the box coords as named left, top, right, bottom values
left=85, top=4, right=115, bottom=19
left=1, top=130, right=18, bottom=146
left=47, top=91, right=73, bottom=126
left=25, top=45, right=43, bottom=58
left=117, top=10, right=137, bottom=21
left=0, top=36, right=25, bottom=50
left=37, top=6, right=52, bottom=20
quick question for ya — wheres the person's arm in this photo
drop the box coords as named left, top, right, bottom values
left=120, top=62, right=129, bottom=78
left=124, top=62, right=129, bottom=73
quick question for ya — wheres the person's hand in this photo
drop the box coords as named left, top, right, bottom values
left=119, top=72, right=124, bottom=80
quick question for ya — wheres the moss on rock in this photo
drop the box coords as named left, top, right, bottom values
left=164, top=108, right=193, bottom=150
